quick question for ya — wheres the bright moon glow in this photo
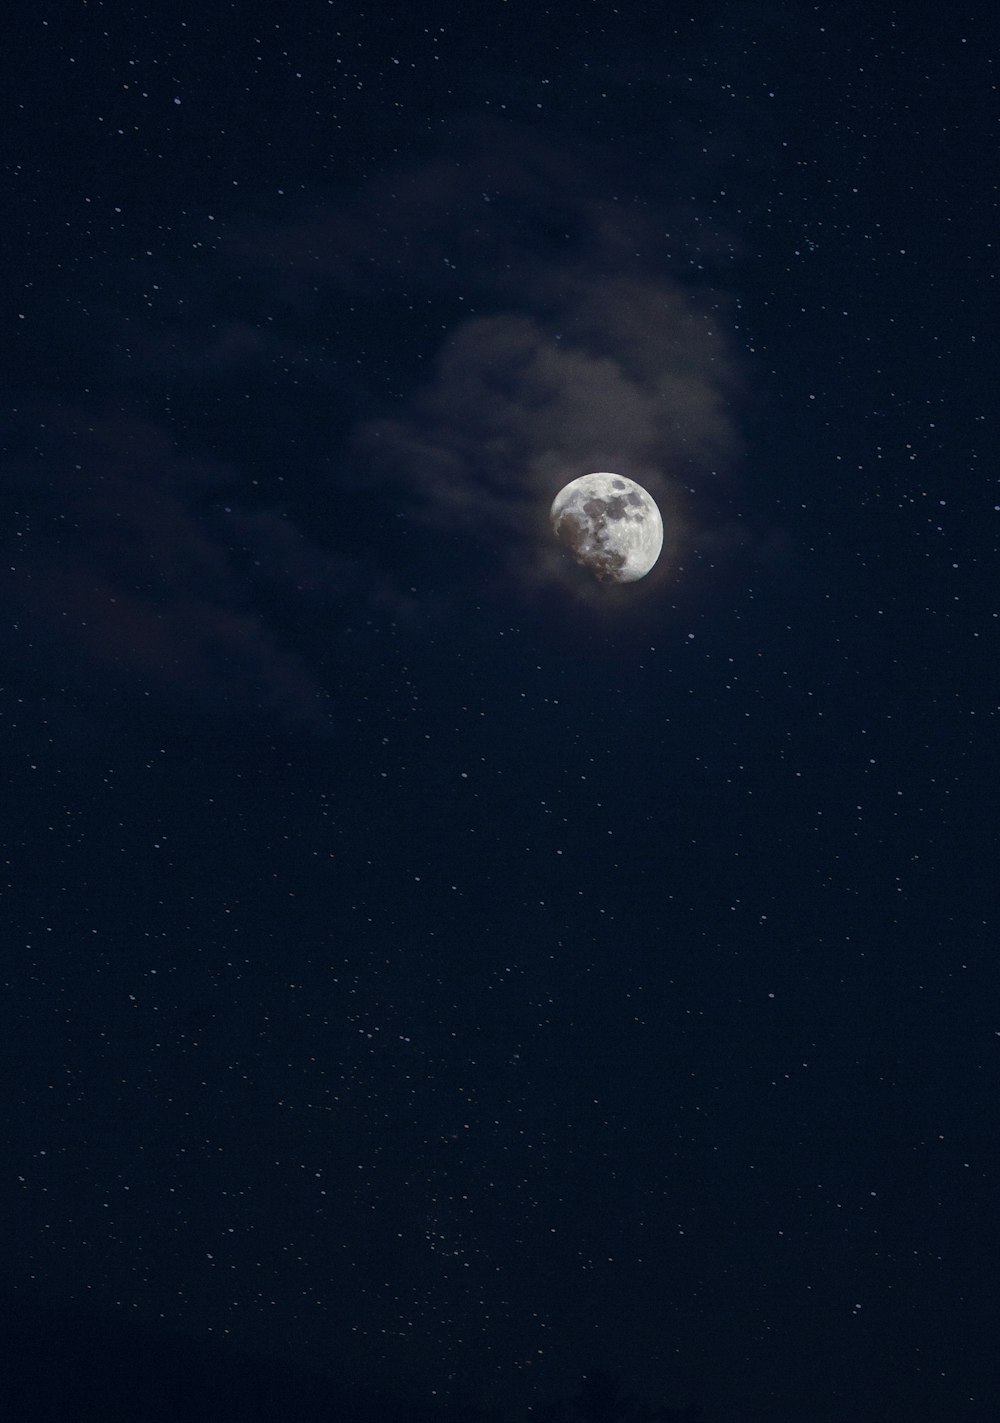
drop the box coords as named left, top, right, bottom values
left=550, top=473, right=663, bottom=583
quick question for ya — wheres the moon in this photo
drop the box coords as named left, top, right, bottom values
left=550, top=473, right=663, bottom=583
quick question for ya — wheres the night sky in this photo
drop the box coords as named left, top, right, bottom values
left=3, top=2, right=998, bottom=1421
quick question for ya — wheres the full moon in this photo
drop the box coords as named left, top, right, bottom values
left=550, top=472, right=663, bottom=584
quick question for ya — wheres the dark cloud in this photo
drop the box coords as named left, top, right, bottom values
left=3, top=407, right=332, bottom=734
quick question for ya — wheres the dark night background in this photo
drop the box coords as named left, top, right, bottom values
left=2, top=1, right=998, bottom=1420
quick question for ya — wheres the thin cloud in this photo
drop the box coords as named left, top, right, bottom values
left=3, top=407, right=331, bottom=732
left=341, top=134, right=743, bottom=598
left=8, top=118, right=746, bottom=735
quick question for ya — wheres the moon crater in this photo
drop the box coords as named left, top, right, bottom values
left=550, top=473, right=663, bottom=583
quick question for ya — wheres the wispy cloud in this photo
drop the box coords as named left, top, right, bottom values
left=351, top=175, right=740, bottom=605
left=357, top=273, right=740, bottom=587
left=245, top=117, right=744, bottom=601
left=4, top=407, right=331, bottom=732
left=7, top=118, right=744, bottom=734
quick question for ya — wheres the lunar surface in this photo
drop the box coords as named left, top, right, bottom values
left=550, top=473, right=663, bottom=583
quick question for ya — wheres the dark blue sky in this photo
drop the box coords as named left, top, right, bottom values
left=2, top=2, right=997, bottom=1420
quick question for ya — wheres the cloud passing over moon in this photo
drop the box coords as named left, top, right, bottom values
left=2, top=116, right=745, bottom=739
left=550, top=473, right=663, bottom=583
left=346, top=122, right=743, bottom=597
